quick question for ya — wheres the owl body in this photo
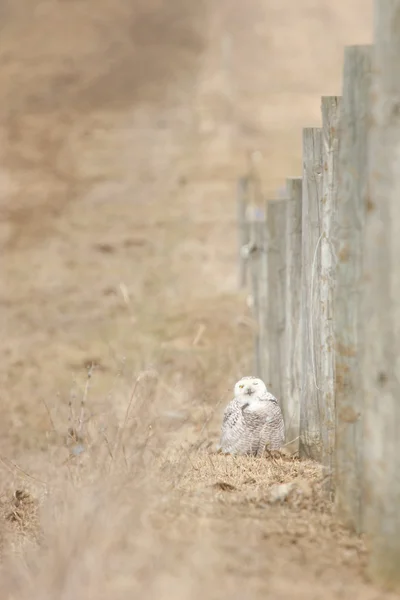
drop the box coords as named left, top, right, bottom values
left=219, top=376, right=285, bottom=456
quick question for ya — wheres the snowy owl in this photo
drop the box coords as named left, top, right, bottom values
left=218, top=376, right=285, bottom=456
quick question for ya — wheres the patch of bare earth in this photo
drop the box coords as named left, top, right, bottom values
left=0, top=0, right=396, bottom=598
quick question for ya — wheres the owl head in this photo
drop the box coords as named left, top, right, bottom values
left=234, top=376, right=268, bottom=399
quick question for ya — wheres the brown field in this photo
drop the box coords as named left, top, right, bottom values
left=1, top=0, right=397, bottom=597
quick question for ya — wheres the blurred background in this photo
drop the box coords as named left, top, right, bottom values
left=0, top=0, right=372, bottom=456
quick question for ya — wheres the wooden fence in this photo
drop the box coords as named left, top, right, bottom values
left=236, top=0, right=400, bottom=590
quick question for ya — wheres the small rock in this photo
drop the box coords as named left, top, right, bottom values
left=268, top=479, right=312, bottom=504
left=269, top=482, right=296, bottom=503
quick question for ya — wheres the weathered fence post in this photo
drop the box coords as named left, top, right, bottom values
left=248, top=204, right=267, bottom=379
left=257, top=216, right=269, bottom=385
left=237, top=176, right=250, bottom=288
left=300, top=128, right=323, bottom=460
left=267, top=199, right=287, bottom=407
left=335, top=46, right=371, bottom=533
left=284, top=178, right=303, bottom=449
left=320, top=96, right=341, bottom=494
left=250, top=172, right=269, bottom=384
left=362, top=0, right=400, bottom=588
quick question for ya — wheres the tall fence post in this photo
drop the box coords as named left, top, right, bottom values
left=251, top=172, right=269, bottom=384
left=335, top=46, right=371, bottom=533
left=284, top=178, right=303, bottom=449
left=257, top=216, right=269, bottom=385
left=267, top=199, right=287, bottom=407
left=248, top=205, right=267, bottom=379
left=363, top=0, right=400, bottom=588
left=237, top=177, right=250, bottom=288
left=320, top=96, right=341, bottom=494
left=300, top=127, right=323, bottom=460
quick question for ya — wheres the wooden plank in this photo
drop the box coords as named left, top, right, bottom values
left=248, top=205, right=266, bottom=378
left=320, top=96, right=341, bottom=495
left=257, top=213, right=269, bottom=384
left=237, top=176, right=250, bottom=288
left=335, top=46, right=371, bottom=533
left=250, top=172, right=269, bottom=383
left=284, top=177, right=303, bottom=450
left=267, top=199, right=287, bottom=410
left=300, top=128, right=323, bottom=460
left=363, top=0, right=400, bottom=588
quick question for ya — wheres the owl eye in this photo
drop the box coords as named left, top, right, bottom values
left=253, top=382, right=258, bottom=385
left=239, top=384, right=244, bottom=389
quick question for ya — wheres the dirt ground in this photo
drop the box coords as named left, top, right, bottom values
left=1, top=0, right=397, bottom=598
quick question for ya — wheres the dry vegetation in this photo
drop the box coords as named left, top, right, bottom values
left=0, top=0, right=398, bottom=597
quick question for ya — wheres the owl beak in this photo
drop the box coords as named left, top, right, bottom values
left=245, top=388, right=254, bottom=396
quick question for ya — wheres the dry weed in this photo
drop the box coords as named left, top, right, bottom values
left=0, top=365, right=392, bottom=600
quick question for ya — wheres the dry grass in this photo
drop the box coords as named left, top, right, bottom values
left=0, top=372, right=387, bottom=599
left=0, top=375, right=368, bottom=598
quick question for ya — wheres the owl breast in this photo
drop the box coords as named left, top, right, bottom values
left=219, top=396, right=284, bottom=456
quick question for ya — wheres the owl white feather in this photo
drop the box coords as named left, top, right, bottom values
left=218, top=376, right=285, bottom=456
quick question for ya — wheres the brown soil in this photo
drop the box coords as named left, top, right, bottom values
left=1, top=1, right=395, bottom=598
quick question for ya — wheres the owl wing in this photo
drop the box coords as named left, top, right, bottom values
left=222, top=399, right=241, bottom=427
left=258, top=398, right=285, bottom=451
left=219, top=399, right=247, bottom=454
